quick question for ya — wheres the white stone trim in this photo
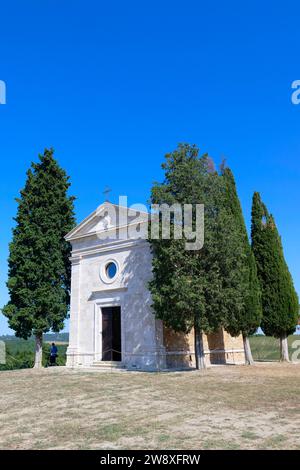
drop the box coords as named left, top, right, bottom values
left=65, top=202, right=149, bottom=241
left=70, top=238, right=147, bottom=261
left=65, top=205, right=105, bottom=240
left=66, top=255, right=81, bottom=367
left=93, top=297, right=124, bottom=363
left=68, top=220, right=148, bottom=242
left=92, top=286, right=128, bottom=294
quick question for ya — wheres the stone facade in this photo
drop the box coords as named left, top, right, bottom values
left=66, top=202, right=245, bottom=370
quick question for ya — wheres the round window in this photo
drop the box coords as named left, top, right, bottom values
left=105, top=261, right=117, bottom=279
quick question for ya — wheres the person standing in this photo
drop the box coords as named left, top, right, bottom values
left=50, top=343, right=58, bottom=366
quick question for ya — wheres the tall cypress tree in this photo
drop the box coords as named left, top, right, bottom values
left=251, top=192, right=298, bottom=361
left=221, top=168, right=262, bottom=364
left=3, top=149, right=75, bottom=367
left=149, top=144, right=242, bottom=369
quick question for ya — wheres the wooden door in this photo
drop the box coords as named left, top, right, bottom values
left=111, top=307, right=121, bottom=361
left=102, top=307, right=121, bottom=361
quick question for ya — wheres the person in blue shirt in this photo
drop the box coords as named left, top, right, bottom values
left=50, top=342, right=58, bottom=366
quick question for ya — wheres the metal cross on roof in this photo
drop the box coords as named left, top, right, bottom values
left=103, top=186, right=112, bottom=201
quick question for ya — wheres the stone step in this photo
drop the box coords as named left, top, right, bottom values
left=91, top=361, right=125, bottom=369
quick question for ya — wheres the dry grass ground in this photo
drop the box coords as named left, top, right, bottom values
left=0, top=363, right=300, bottom=450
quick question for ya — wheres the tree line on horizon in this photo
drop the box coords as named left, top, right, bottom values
left=1, top=145, right=299, bottom=368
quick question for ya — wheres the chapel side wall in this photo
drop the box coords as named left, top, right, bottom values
left=163, top=327, right=245, bottom=368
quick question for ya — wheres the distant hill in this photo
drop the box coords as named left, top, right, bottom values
left=0, top=332, right=69, bottom=343
left=44, top=332, right=69, bottom=342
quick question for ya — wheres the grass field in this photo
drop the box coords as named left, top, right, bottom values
left=1, top=363, right=300, bottom=450
left=249, top=335, right=300, bottom=361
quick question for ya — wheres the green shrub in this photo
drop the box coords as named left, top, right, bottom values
left=0, top=341, right=67, bottom=370
left=0, top=345, right=34, bottom=370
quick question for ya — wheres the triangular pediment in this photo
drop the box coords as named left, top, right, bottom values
left=65, top=202, right=149, bottom=241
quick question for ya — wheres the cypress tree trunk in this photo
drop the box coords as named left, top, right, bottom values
left=194, top=323, right=206, bottom=370
left=34, top=332, right=43, bottom=368
left=242, top=334, right=254, bottom=365
left=280, top=334, right=290, bottom=362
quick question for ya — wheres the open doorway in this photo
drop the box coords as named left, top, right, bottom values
left=101, top=306, right=121, bottom=361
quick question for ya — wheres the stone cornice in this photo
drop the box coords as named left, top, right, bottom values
left=67, top=220, right=148, bottom=242
left=70, top=238, right=148, bottom=261
left=91, top=286, right=128, bottom=294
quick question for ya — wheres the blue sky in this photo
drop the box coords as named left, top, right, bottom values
left=0, top=1, right=300, bottom=335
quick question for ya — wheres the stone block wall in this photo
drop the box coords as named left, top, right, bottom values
left=163, top=326, right=245, bottom=368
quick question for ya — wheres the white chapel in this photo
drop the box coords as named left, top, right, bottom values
left=65, top=202, right=245, bottom=370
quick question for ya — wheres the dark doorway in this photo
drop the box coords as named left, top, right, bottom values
left=102, top=306, right=121, bottom=361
